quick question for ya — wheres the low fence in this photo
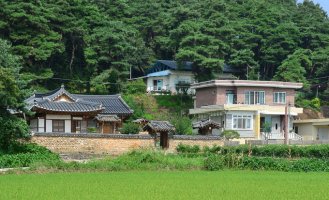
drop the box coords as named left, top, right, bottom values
left=246, top=140, right=329, bottom=145
left=31, top=133, right=233, bottom=155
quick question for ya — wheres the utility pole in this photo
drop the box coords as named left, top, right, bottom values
left=316, top=85, right=320, bottom=98
left=129, top=66, right=132, bottom=80
left=284, top=102, right=288, bottom=145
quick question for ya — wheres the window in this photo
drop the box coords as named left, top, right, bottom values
left=153, top=79, right=163, bottom=91
left=245, top=91, right=265, bottom=105
left=52, top=120, right=64, bottom=132
left=232, top=115, right=252, bottom=130
left=226, top=90, right=236, bottom=104
left=274, top=92, right=286, bottom=104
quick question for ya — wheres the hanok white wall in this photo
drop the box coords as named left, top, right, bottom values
left=46, top=114, right=71, bottom=120
left=46, top=120, right=52, bottom=132
left=65, top=120, right=71, bottom=133
left=38, top=118, right=45, bottom=132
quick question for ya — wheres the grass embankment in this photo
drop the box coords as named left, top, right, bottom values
left=1, top=171, right=329, bottom=200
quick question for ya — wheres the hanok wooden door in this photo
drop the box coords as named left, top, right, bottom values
left=102, top=122, right=110, bottom=134
left=160, top=132, right=169, bottom=149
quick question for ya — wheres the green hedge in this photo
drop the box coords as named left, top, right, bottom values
left=0, top=143, right=60, bottom=168
left=198, top=144, right=329, bottom=159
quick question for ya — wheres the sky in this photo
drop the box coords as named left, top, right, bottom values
left=297, top=0, right=329, bottom=14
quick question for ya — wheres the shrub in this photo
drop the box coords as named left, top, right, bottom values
left=122, top=79, right=146, bottom=95
left=121, top=122, right=140, bottom=134
left=220, top=130, right=239, bottom=140
left=203, top=145, right=222, bottom=155
left=87, top=127, right=97, bottom=133
left=204, top=154, right=224, bottom=171
left=0, top=143, right=60, bottom=168
left=171, top=116, right=193, bottom=135
left=176, top=144, right=201, bottom=154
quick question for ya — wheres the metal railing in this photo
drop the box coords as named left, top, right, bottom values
left=261, top=132, right=303, bottom=140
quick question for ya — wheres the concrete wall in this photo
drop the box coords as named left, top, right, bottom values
left=295, top=123, right=317, bottom=140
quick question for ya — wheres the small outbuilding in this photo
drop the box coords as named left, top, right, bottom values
left=192, top=119, right=221, bottom=135
left=293, top=118, right=329, bottom=140
left=143, top=120, right=175, bottom=149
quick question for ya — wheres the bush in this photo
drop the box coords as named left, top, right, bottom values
left=122, top=79, right=146, bottom=95
left=220, top=130, right=240, bottom=140
left=121, top=122, right=140, bottom=134
left=87, top=127, right=97, bottom=133
left=0, top=143, right=60, bottom=168
left=176, top=144, right=201, bottom=154
left=171, top=116, right=193, bottom=135
left=204, top=154, right=224, bottom=171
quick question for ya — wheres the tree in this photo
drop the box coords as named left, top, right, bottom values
left=171, top=116, right=193, bottom=135
left=273, top=49, right=311, bottom=90
left=262, top=121, right=272, bottom=144
left=0, top=39, right=29, bottom=151
left=220, top=130, right=240, bottom=141
left=229, top=49, right=259, bottom=80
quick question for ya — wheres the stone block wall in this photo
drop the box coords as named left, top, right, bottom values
left=31, top=133, right=231, bottom=155
left=31, top=133, right=155, bottom=155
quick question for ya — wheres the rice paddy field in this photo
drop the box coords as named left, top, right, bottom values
left=1, top=170, right=329, bottom=200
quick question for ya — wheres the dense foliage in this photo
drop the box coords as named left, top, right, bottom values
left=0, top=143, right=60, bottom=168
left=0, top=0, right=328, bottom=103
left=0, top=39, right=29, bottom=151
left=121, top=122, right=141, bottom=134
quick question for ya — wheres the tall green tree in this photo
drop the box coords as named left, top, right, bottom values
left=0, top=39, right=29, bottom=151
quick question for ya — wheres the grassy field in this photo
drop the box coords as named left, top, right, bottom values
left=1, top=171, right=329, bottom=200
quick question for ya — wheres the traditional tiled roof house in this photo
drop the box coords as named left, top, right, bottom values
left=25, top=85, right=133, bottom=134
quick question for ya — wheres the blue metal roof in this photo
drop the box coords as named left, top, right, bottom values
left=147, top=70, right=171, bottom=77
left=148, top=60, right=193, bottom=73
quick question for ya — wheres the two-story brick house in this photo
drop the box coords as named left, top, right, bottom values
left=189, top=80, right=303, bottom=140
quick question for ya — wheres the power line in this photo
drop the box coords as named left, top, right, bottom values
left=47, top=77, right=121, bottom=85
left=307, top=75, right=329, bottom=81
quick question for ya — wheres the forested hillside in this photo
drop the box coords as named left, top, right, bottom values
left=1, top=0, right=329, bottom=102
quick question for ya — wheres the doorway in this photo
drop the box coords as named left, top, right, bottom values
left=160, top=132, right=169, bottom=149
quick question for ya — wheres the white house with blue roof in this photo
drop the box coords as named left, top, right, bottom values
left=146, top=60, right=195, bottom=94
left=145, top=60, right=242, bottom=94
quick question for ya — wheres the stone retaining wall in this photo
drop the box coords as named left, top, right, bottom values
left=31, top=133, right=230, bottom=155
left=31, top=133, right=155, bottom=155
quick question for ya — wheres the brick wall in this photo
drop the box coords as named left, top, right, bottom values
left=196, top=86, right=296, bottom=108
left=195, top=87, right=217, bottom=108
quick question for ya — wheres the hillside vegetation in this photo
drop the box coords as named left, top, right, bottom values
left=0, top=1, right=329, bottom=103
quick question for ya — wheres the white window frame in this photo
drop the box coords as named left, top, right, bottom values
left=244, top=91, right=265, bottom=105
left=273, top=92, right=286, bottom=104
left=232, top=114, right=253, bottom=130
